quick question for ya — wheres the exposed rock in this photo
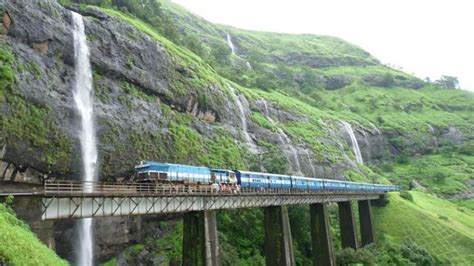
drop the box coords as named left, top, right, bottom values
left=440, top=127, right=464, bottom=145
left=363, top=74, right=395, bottom=87
left=1, top=1, right=471, bottom=263
left=325, top=75, right=353, bottom=90
left=276, top=52, right=376, bottom=68
left=1, top=10, right=11, bottom=35
left=363, top=73, right=424, bottom=89
left=31, top=40, right=49, bottom=54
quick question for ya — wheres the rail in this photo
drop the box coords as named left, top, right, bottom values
left=44, top=181, right=387, bottom=197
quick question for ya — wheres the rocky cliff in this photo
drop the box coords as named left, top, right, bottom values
left=1, top=0, right=473, bottom=263
left=0, top=0, right=383, bottom=182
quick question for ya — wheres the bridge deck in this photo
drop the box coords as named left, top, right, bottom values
left=34, top=181, right=383, bottom=220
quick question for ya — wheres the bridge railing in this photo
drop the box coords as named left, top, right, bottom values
left=43, top=181, right=382, bottom=197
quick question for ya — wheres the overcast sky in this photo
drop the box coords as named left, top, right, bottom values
left=172, top=0, right=474, bottom=91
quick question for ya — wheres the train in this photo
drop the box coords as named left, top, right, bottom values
left=134, top=161, right=400, bottom=193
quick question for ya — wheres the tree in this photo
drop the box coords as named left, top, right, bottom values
left=435, top=75, right=459, bottom=89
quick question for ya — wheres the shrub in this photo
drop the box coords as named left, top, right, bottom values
left=458, top=141, right=474, bottom=155
left=399, top=191, right=413, bottom=202
left=400, top=240, right=437, bottom=265
left=433, top=172, right=446, bottom=183
left=336, top=248, right=376, bottom=266
left=438, top=215, right=449, bottom=221
left=396, top=153, right=410, bottom=164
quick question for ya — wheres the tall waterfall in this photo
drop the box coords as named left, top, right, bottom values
left=72, top=11, right=97, bottom=266
left=226, top=33, right=236, bottom=55
left=228, top=86, right=258, bottom=153
left=262, top=101, right=303, bottom=175
left=341, top=121, right=363, bottom=165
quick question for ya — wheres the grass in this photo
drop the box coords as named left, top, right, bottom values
left=373, top=191, right=474, bottom=264
left=385, top=152, right=474, bottom=195
left=0, top=203, right=67, bottom=265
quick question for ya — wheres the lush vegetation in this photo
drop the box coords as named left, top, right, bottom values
left=63, top=1, right=474, bottom=264
left=0, top=46, right=72, bottom=174
left=6, top=0, right=472, bottom=264
left=373, top=191, right=474, bottom=264
left=0, top=201, right=67, bottom=265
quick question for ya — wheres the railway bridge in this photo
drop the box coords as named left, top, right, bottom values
left=3, top=181, right=389, bottom=266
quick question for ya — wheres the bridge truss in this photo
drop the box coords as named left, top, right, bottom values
left=40, top=181, right=382, bottom=220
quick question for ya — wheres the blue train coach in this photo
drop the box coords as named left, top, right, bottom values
left=135, top=161, right=211, bottom=183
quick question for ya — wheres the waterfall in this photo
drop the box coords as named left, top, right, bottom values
left=427, top=124, right=435, bottom=134
left=368, top=122, right=381, bottom=135
left=72, top=11, right=97, bottom=266
left=245, top=61, right=252, bottom=69
left=262, top=101, right=303, bottom=175
left=303, top=149, right=317, bottom=177
left=341, top=121, right=363, bottom=165
left=228, top=86, right=258, bottom=153
left=226, top=33, right=236, bottom=55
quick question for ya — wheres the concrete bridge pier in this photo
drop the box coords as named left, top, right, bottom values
left=264, top=206, right=295, bottom=266
left=310, top=203, right=335, bottom=266
left=182, top=210, right=220, bottom=266
left=337, top=201, right=358, bottom=249
left=358, top=200, right=375, bottom=246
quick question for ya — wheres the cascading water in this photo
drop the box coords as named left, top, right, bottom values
left=302, top=149, right=317, bottom=177
left=262, top=101, right=303, bottom=175
left=368, top=122, right=381, bottom=135
left=427, top=124, right=435, bottom=134
left=341, top=121, right=363, bottom=165
left=72, top=11, right=97, bottom=266
left=228, top=86, right=258, bottom=153
left=245, top=61, right=252, bottom=69
left=226, top=33, right=236, bottom=55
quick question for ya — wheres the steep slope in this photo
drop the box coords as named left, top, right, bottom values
left=373, top=191, right=474, bottom=264
left=1, top=0, right=473, bottom=263
left=0, top=203, right=67, bottom=265
left=161, top=0, right=424, bottom=93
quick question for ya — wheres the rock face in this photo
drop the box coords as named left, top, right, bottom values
left=0, top=0, right=469, bottom=263
left=1, top=0, right=363, bottom=180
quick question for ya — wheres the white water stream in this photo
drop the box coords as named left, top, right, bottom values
left=226, top=33, right=236, bottom=55
left=341, top=121, right=363, bottom=165
left=262, top=101, right=303, bottom=175
left=226, top=33, right=252, bottom=69
left=72, top=11, right=97, bottom=266
left=229, top=86, right=258, bottom=153
left=368, top=122, right=381, bottom=135
left=303, top=149, right=317, bottom=177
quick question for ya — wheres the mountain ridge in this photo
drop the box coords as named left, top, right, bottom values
left=0, top=0, right=473, bottom=263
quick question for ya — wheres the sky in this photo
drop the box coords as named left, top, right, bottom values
left=172, top=0, right=474, bottom=91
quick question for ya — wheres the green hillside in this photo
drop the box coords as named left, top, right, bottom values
left=3, top=0, right=473, bottom=264
left=373, top=191, right=474, bottom=264
left=0, top=203, right=67, bottom=265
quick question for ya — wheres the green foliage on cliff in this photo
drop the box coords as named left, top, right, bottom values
left=0, top=47, right=15, bottom=103
left=78, top=2, right=474, bottom=264
left=382, top=152, right=474, bottom=195
left=0, top=203, right=67, bottom=265
left=373, top=191, right=474, bottom=264
left=0, top=46, right=72, bottom=172
left=7, top=0, right=474, bottom=264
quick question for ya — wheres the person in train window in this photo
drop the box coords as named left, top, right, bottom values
left=211, top=183, right=219, bottom=192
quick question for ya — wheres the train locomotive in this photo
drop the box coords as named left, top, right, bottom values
left=135, top=161, right=399, bottom=193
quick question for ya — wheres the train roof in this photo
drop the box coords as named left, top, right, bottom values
left=136, top=161, right=209, bottom=170
left=210, top=168, right=235, bottom=173
left=236, top=170, right=291, bottom=178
